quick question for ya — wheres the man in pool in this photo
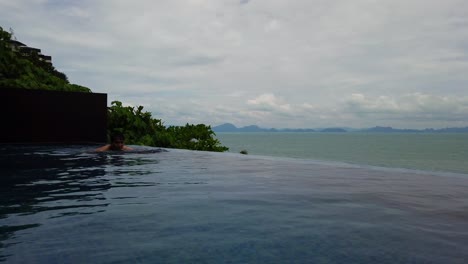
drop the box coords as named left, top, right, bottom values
left=95, top=133, right=133, bottom=152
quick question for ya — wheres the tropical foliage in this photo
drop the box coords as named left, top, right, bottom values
left=0, top=26, right=90, bottom=92
left=108, top=101, right=229, bottom=152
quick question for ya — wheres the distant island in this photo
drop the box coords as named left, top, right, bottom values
left=212, top=123, right=468, bottom=133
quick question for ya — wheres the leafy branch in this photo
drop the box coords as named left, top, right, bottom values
left=108, top=101, right=228, bottom=152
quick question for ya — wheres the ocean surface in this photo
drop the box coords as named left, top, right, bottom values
left=1, top=142, right=468, bottom=263
left=216, top=132, right=468, bottom=175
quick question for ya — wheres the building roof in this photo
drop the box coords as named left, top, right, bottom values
left=20, top=46, right=41, bottom=52
left=7, top=40, right=26, bottom=47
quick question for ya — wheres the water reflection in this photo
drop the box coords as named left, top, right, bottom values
left=0, top=145, right=164, bottom=256
left=2, top=146, right=468, bottom=263
left=0, top=224, right=40, bottom=261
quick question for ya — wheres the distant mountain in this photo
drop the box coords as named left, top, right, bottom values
left=319, top=128, right=347, bottom=133
left=362, top=126, right=468, bottom=133
left=211, top=123, right=238, bottom=132
left=213, top=123, right=315, bottom=133
left=362, top=126, right=420, bottom=133
left=213, top=123, right=468, bottom=133
left=433, top=127, right=468, bottom=133
left=213, top=123, right=277, bottom=132
left=281, top=128, right=316, bottom=132
left=239, top=125, right=273, bottom=132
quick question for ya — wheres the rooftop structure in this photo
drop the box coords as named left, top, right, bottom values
left=7, top=39, right=52, bottom=64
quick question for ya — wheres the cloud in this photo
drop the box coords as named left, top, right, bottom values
left=1, top=0, right=468, bottom=129
left=343, top=93, right=468, bottom=126
left=247, top=93, right=291, bottom=112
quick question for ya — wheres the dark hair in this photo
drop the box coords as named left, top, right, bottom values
left=110, top=133, right=125, bottom=142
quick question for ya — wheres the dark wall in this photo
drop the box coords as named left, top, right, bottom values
left=1, top=88, right=107, bottom=144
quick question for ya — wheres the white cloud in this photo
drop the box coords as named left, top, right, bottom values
left=1, top=0, right=468, bottom=128
left=342, top=93, right=468, bottom=127
left=345, top=93, right=468, bottom=116
left=247, top=93, right=290, bottom=112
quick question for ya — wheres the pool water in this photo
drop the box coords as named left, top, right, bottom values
left=1, top=145, right=468, bottom=263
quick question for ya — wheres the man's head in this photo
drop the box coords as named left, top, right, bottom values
left=110, top=133, right=125, bottom=151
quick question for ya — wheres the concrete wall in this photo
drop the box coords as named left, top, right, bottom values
left=0, top=88, right=107, bottom=144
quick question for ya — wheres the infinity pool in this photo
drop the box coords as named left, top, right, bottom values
left=1, top=145, right=468, bottom=263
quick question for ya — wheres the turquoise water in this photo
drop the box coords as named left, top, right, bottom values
left=1, top=145, right=468, bottom=263
left=216, top=133, right=468, bottom=175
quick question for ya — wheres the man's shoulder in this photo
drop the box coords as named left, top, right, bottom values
left=95, top=144, right=111, bottom=152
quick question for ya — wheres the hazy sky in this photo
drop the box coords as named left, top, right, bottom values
left=2, top=0, right=468, bottom=129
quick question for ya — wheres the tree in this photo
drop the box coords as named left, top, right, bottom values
left=0, top=26, right=90, bottom=92
left=107, top=101, right=228, bottom=152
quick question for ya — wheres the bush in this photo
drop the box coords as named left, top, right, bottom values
left=107, top=101, right=228, bottom=152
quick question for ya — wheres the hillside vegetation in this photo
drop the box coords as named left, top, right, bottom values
left=0, top=27, right=90, bottom=92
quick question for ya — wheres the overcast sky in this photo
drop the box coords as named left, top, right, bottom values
left=2, top=0, right=468, bottom=129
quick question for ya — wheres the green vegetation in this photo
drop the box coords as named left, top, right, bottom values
left=0, top=26, right=90, bottom=92
left=108, top=101, right=228, bottom=152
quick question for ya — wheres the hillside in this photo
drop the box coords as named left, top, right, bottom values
left=213, top=123, right=468, bottom=133
left=0, top=26, right=91, bottom=92
left=213, top=123, right=315, bottom=132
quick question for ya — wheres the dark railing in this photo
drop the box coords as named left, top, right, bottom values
left=0, top=88, right=107, bottom=144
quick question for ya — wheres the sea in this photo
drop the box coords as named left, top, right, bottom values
left=215, top=132, right=468, bottom=175
left=1, top=133, right=468, bottom=263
